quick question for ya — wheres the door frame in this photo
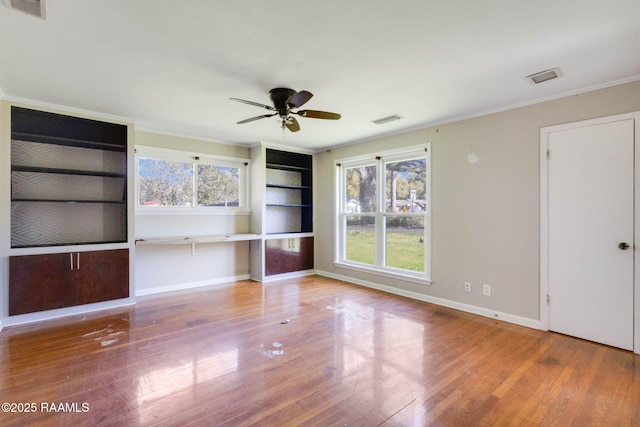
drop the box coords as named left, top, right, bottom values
left=540, top=111, right=640, bottom=354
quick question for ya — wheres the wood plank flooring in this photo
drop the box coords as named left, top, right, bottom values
left=1, top=275, right=638, bottom=426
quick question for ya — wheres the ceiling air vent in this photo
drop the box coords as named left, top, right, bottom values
left=526, top=67, right=562, bottom=85
left=3, top=0, right=46, bottom=19
left=373, top=114, right=403, bottom=125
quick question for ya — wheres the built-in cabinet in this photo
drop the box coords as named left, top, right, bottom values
left=9, top=249, right=129, bottom=315
left=7, top=106, right=130, bottom=316
left=265, top=237, right=314, bottom=276
left=251, top=147, right=314, bottom=280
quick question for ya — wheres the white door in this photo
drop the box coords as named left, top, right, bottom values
left=547, top=118, right=634, bottom=350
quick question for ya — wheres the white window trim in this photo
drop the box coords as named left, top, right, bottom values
left=135, top=145, right=250, bottom=215
left=334, top=144, right=431, bottom=283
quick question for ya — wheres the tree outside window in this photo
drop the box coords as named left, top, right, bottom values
left=137, top=150, right=246, bottom=210
left=138, top=158, right=193, bottom=206
left=197, top=165, right=240, bottom=207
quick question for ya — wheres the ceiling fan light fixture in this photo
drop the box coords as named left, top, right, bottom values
left=526, top=67, right=563, bottom=85
left=3, top=0, right=46, bottom=19
left=373, top=114, right=403, bottom=125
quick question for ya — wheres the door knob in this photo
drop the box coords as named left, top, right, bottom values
left=619, top=242, right=630, bottom=250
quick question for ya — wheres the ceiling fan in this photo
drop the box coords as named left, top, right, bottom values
left=230, top=88, right=341, bottom=132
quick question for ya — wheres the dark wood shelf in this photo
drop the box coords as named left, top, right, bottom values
left=11, top=106, right=127, bottom=153
left=12, top=165, right=126, bottom=178
left=266, top=183, right=310, bottom=190
left=266, top=203, right=311, bottom=208
left=12, top=132, right=127, bottom=152
left=266, top=163, right=311, bottom=172
left=12, top=199, right=126, bottom=204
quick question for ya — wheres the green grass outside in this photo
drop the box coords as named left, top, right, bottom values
left=346, top=230, right=424, bottom=272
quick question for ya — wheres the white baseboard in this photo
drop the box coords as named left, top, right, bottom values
left=316, top=270, right=541, bottom=330
left=259, top=269, right=315, bottom=284
left=135, top=274, right=251, bottom=297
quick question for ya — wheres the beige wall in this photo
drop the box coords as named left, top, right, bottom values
left=315, top=80, right=640, bottom=321
left=133, top=130, right=252, bottom=294
left=134, top=129, right=251, bottom=239
left=135, top=130, right=250, bottom=159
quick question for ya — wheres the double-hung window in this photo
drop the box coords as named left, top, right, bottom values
left=336, top=145, right=430, bottom=282
left=136, top=146, right=249, bottom=213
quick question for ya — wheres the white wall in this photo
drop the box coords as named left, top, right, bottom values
left=315, top=80, right=640, bottom=325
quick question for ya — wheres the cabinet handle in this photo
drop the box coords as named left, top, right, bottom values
left=70, top=253, right=74, bottom=270
left=77, top=252, right=80, bottom=270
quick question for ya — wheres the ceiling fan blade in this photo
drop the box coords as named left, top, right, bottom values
left=286, top=116, right=301, bottom=132
left=229, top=98, right=275, bottom=111
left=237, top=113, right=276, bottom=124
left=295, top=110, right=341, bottom=120
left=286, top=90, right=313, bottom=108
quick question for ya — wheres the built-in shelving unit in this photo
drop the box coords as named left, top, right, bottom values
left=250, top=147, right=314, bottom=281
left=10, top=106, right=128, bottom=248
left=265, top=148, right=312, bottom=234
left=8, top=106, right=131, bottom=317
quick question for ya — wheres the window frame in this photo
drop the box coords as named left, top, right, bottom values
left=135, top=146, right=250, bottom=215
left=334, top=144, right=431, bottom=283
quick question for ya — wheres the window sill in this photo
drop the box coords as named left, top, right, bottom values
left=333, top=261, right=431, bottom=285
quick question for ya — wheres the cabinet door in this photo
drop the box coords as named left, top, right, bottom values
left=295, top=237, right=314, bottom=271
left=9, top=253, right=75, bottom=315
left=265, top=239, right=290, bottom=276
left=265, top=237, right=314, bottom=276
left=74, top=249, right=129, bottom=305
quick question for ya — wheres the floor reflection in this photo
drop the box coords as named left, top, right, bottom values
left=322, top=296, right=428, bottom=424
left=136, top=346, right=238, bottom=423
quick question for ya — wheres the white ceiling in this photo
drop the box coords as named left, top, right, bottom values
left=1, top=1, right=639, bottom=151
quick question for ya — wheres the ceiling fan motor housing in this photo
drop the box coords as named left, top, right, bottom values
left=269, top=88, right=296, bottom=116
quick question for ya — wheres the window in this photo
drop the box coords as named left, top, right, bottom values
left=136, top=147, right=248, bottom=212
left=336, top=145, right=430, bottom=282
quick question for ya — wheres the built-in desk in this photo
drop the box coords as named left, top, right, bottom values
left=136, top=234, right=262, bottom=255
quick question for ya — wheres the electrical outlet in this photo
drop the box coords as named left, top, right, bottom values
left=464, top=282, right=471, bottom=293
left=483, top=284, right=491, bottom=296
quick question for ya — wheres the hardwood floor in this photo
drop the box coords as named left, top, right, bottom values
left=1, top=275, right=638, bottom=426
